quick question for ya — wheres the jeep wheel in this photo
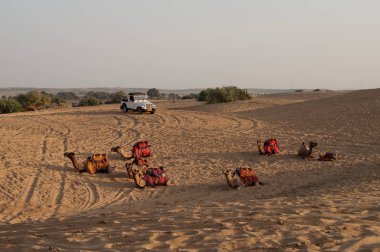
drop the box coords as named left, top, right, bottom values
left=122, top=106, right=128, bottom=113
left=150, top=109, right=156, bottom=114
left=136, top=107, right=143, bottom=114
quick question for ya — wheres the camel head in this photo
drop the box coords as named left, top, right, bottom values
left=132, top=167, right=140, bottom=176
left=64, top=152, right=75, bottom=159
left=222, top=168, right=241, bottom=189
left=309, top=141, right=318, bottom=149
left=222, top=168, right=234, bottom=179
left=222, top=168, right=230, bottom=176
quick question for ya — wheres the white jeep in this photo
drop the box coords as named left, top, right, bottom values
left=120, top=92, right=157, bottom=114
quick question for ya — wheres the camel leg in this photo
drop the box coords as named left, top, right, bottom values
left=125, top=162, right=134, bottom=178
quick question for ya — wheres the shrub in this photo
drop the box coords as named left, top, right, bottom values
left=168, top=93, right=180, bottom=101
left=181, top=93, right=199, bottom=100
left=0, top=98, right=23, bottom=114
left=197, top=86, right=251, bottom=104
left=108, top=91, right=127, bottom=104
left=55, top=92, right=79, bottom=100
left=79, top=97, right=101, bottom=106
left=294, top=89, right=303, bottom=92
left=84, top=91, right=110, bottom=100
left=51, top=96, right=66, bottom=106
left=147, top=88, right=160, bottom=99
left=15, top=91, right=52, bottom=111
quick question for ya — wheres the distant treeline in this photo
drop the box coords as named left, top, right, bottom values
left=147, top=86, right=251, bottom=104
left=0, top=90, right=126, bottom=114
left=0, top=86, right=251, bottom=114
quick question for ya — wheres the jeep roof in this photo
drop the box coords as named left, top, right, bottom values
left=128, top=92, right=146, bottom=95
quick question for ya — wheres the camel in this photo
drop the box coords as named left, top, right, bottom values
left=132, top=167, right=170, bottom=189
left=64, top=152, right=111, bottom=174
left=257, top=139, right=279, bottom=155
left=298, top=141, right=318, bottom=159
left=111, top=143, right=153, bottom=178
left=223, top=168, right=263, bottom=189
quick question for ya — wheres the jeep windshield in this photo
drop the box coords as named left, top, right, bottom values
left=133, top=95, right=147, bottom=101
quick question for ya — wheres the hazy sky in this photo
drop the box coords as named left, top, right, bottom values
left=1, top=0, right=379, bottom=90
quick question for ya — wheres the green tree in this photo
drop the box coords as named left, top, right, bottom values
left=181, top=93, right=199, bottom=100
left=0, top=98, right=23, bottom=114
left=40, top=91, right=52, bottom=109
left=197, top=86, right=251, bottom=104
left=55, top=92, right=79, bottom=100
left=15, top=91, right=52, bottom=111
left=147, top=88, right=160, bottom=98
left=108, top=91, right=127, bottom=103
left=52, top=96, right=65, bottom=105
left=168, top=93, right=180, bottom=102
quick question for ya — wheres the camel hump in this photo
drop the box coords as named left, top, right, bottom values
left=237, top=168, right=257, bottom=178
left=92, top=153, right=108, bottom=162
left=87, top=154, right=109, bottom=173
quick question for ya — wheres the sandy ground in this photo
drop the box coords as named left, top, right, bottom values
left=0, top=89, right=379, bottom=251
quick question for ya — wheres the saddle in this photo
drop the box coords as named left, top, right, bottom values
left=132, top=141, right=152, bottom=166
left=234, top=168, right=259, bottom=186
left=264, top=139, right=279, bottom=154
left=86, top=154, right=110, bottom=174
left=142, top=167, right=169, bottom=187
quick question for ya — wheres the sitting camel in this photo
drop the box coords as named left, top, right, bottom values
left=64, top=152, right=112, bottom=174
left=257, top=139, right=279, bottom=155
left=223, top=168, right=263, bottom=189
left=132, top=167, right=170, bottom=189
left=112, top=142, right=153, bottom=179
left=298, top=141, right=318, bottom=159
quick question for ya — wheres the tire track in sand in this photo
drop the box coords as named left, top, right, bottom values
left=30, top=117, right=72, bottom=219
left=50, top=118, right=94, bottom=214
left=4, top=124, right=48, bottom=223
left=48, top=115, right=120, bottom=214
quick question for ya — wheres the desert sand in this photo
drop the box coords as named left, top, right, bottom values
left=0, top=89, right=379, bottom=251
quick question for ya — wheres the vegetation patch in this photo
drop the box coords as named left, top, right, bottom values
left=0, top=98, right=23, bottom=114
left=198, top=86, right=251, bottom=104
left=79, top=97, right=101, bottom=107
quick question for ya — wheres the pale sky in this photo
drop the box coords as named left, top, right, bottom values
left=1, top=0, right=379, bottom=90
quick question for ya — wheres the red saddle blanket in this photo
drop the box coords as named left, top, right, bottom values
left=143, top=167, right=169, bottom=187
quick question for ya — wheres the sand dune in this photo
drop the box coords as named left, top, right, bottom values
left=0, top=90, right=379, bottom=251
